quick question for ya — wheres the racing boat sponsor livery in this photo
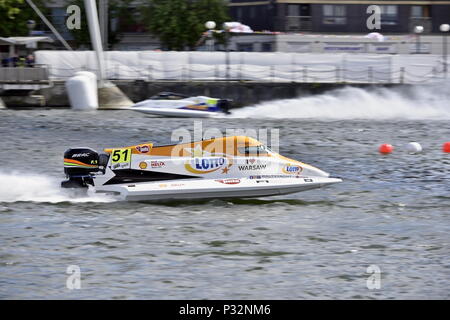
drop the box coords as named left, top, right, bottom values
left=238, top=164, right=267, bottom=171
left=282, top=164, right=303, bottom=175
left=185, top=157, right=230, bottom=174
left=136, top=145, right=151, bottom=153
left=61, top=136, right=342, bottom=201
left=216, top=179, right=241, bottom=185
left=150, top=161, right=165, bottom=168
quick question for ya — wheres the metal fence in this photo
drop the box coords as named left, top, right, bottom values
left=0, top=65, right=50, bottom=83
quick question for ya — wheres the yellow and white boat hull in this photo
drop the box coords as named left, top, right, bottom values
left=62, top=136, right=342, bottom=201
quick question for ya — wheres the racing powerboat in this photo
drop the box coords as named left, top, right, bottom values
left=129, top=92, right=231, bottom=118
left=61, top=136, right=342, bottom=201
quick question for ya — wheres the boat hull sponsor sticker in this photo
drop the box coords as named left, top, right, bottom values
left=151, top=161, right=165, bottom=168
left=136, top=145, right=151, bottom=153
left=216, top=179, right=241, bottom=185
left=282, top=164, right=303, bottom=175
left=139, top=161, right=148, bottom=169
left=238, top=164, right=267, bottom=171
left=185, top=157, right=229, bottom=174
left=244, top=158, right=265, bottom=165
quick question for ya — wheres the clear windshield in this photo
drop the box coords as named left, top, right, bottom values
left=150, top=92, right=189, bottom=100
left=238, top=145, right=272, bottom=156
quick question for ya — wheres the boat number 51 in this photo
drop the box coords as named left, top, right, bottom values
left=111, top=148, right=132, bottom=164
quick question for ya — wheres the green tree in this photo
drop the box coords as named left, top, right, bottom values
left=142, top=0, right=229, bottom=51
left=0, top=0, right=50, bottom=37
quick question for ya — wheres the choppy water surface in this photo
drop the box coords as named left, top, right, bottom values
left=0, top=101, right=449, bottom=299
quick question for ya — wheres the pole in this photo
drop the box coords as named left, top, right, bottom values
left=99, top=0, right=109, bottom=50
left=444, top=34, right=448, bottom=77
left=9, top=44, right=15, bottom=67
left=84, top=0, right=106, bottom=87
left=400, top=67, right=405, bottom=83
left=225, top=30, right=230, bottom=81
left=416, top=34, right=420, bottom=54
left=207, top=31, right=214, bottom=51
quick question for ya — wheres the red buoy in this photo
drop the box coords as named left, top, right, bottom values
left=379, top=144, right=394, bottom=154
left=443, top=142, right=450, bottom=153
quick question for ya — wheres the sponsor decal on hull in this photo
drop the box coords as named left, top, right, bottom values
left=216, top=179, right=241, bottom=185
left=112, top=162, right=131, bottom=170
left=139, top=161, right=148, bottom=169
left=151, top=161, right=165, bottom=168
left=244, top=158, right=265, bottom=165
left=250, top=174, right=302, bottom=179
left=238, top=164, right=267, bottom=171
left=184, top=146, right=233, bottom=174
left=136, top=145, right=151, bottom=153
left=185, top=157, right=229, bottom=174
left=170, top=183, right=185, bottom=187
left=282, top=164, right=303, bottom=175
left=158, top=183, right=185, bottom=188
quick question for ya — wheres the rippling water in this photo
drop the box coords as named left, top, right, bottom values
left=0, top=106, right=449, bottom=299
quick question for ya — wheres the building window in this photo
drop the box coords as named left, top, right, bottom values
left=287, top=4, right=300, bottom=16
left=411, top=6, right=423, bottom=17
left=322, top=5, right=346, bottom=25
left=300, top=4, right=311, bottom=16
left=411, top=5, right=431, bottom=18
left=380, top=5, right=398, bottom=25
left=237, top=43, right=254, bottom=52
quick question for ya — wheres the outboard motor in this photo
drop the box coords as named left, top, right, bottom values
left=61, top=148, right=109, bottom=188
left=217, top=99, right=232, bottom=114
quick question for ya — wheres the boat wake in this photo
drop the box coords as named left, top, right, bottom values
left=231, top=84, right=450, bottom=120
left=0, top=171, right=117, bottom=204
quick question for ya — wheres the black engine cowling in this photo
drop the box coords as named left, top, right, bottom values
left=217, top=99, right=232, bottom=114
left=64, top=148, right=100, bottom=176
left=62, top=148, right=109, bottom=188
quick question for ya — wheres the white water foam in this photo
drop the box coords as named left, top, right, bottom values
left=0, top=171, right=118, bottom=203
left=231, top=84, right=450, bottom=120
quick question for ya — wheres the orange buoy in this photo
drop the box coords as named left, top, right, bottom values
left=443, top=142, right=450, bottom=153
left=379, top=144, right=394, bottom=154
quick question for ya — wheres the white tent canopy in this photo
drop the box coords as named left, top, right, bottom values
left=0, top=36, right=53, bottom=46
left=1, top=37, right=53, bottom=66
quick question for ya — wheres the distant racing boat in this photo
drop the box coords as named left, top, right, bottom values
left=129, top=92, right=231, bottom=118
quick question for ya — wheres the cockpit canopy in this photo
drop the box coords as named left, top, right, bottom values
left=149, top=92, right=189, bottom=100
left=238, top=144, right=272, bottom=156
